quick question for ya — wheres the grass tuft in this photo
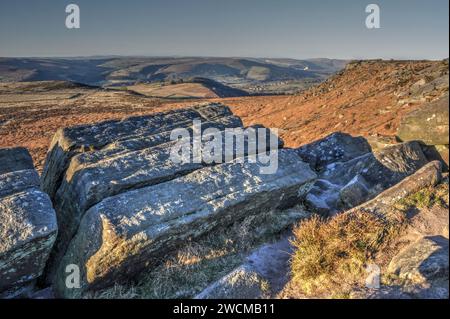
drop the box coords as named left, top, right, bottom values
left=289, top=210, right=403, bottom=298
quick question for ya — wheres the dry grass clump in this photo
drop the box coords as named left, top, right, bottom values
left=289, top=177, right=449, bottom=298
left=289, top=210, right=403, bottom=298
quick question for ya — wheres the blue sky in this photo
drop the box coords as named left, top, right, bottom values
left=0, top=0, right=448, bottom=59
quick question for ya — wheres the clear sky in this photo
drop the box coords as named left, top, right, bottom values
left=0, top=0, right=448, bottom=59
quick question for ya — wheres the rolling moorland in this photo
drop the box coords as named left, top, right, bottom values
left=0, top=58, right=448, bottom=299
left=0, top=57, right=347, bottom=94
left=0, top=59, right=447, bottom=171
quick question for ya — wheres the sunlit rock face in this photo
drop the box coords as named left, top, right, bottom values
left=0, top=147, right=57, bottom=298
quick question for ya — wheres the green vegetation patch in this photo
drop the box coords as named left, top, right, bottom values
left=396, top=181, right=449, bottom=210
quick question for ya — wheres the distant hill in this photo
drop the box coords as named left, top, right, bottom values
left=0, top=57, right=348, bottom=93
left=191, top=77, right=249, bottom=97
left=0, top=58, right=110, bottom=84
left=126, top=77, right=249, bottom=99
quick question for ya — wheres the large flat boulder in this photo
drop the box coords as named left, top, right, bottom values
left=407, top=204, right=449, bottom=239
left=397, top=94, right=449, bottom=171
left=53, top=149, right=317, bottom=297
left=64, top=116, right=243, bottom=169
left=41, top=103, right=242, bottom=199
left=45, top=124, right=281, bottom=283
left=0, top=148, right=57, bottom=298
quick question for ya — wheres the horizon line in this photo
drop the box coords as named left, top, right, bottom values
left=0, top=54, right=448, bottom=61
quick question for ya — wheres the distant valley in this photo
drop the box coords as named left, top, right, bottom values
left=0, top=57, right=348, bottom=95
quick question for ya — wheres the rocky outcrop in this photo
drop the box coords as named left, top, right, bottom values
left=32, top=98, right=447, bottom=299
left=397, top=94, right=449, bottom=170
left=0, top=147, right=57, bottom=298
left=45, top=123, right=282, bottom=283
left=53, top=149, right=316, bottom=297
left=41, top=103, right=243, bottom=199
left=387, top=236, right=448, bottom=299
left=304, top=141, right=429, bottom=216
left=397, top=94, right=449, bottom=146
left=201, top=163, right=446, bottom=300
left=38, top=103, right=315, bottom=296
left=344, top=160, right=442, bottom=224
left=41, top=103, right=245, bottom=282
left=296, top=132, right=372, bottom=171
left=396, top=65, right=449, bottom=105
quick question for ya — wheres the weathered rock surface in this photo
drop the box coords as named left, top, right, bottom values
left=40, top=103, right=244, bottom=284
left=346, top=161, right=442, bottom=218
left=296, top=132, right=372, bottom=171
left=398, top=94, right=449, bottom=145
left=407, top=204, right=450, bottom=239
left=379, top=168, right=448, bottom=299
left=366, top=134, right=398, bottom=153
left=388, top=236, right=448, bottom=284
left=0, top=190, right=57, bottom=298
left=421, top=144, right=449, bottom=171
left=64, top=116, right=244, bottom=171
left=397, top=72, right=449, bottom=105
left=195, top=265, right=270, bottom=299
left=0, top=147, right=35, bottom=175
left=305, top=141, right=429, bottom=216
left=397, top=94, right=449, bottom=170
left=41, top=103, right=242, bottom=199
left=0, top=169, right=40, bottom=199
left=387, top=236, right=449, bottom=299
left=196, top=234, right=298, bottom=299
left=53, top=149, right=316, bottom=297
left=0, top=148, right=57, bottom=298
left=45, top=124, right=281, bottom=283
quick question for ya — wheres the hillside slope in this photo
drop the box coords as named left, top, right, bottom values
left=219, top=59, right=449, bottom=148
